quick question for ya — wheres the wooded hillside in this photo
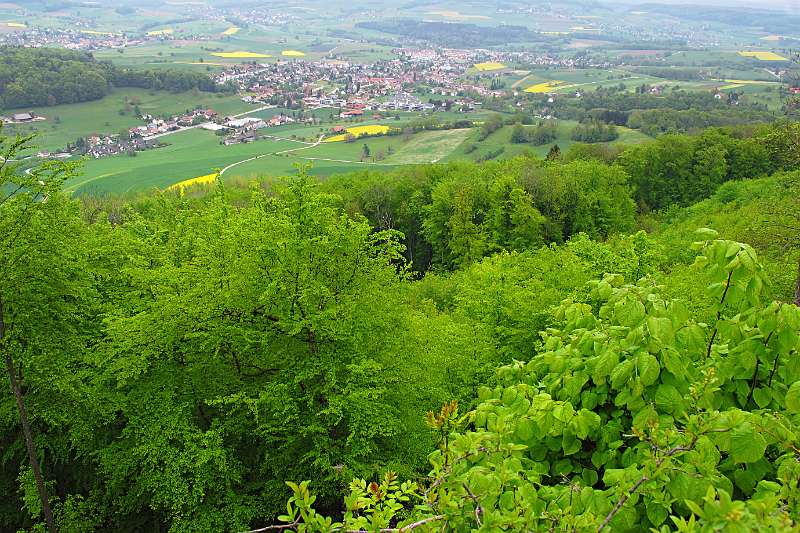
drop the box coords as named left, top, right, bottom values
left=1, top=121, right=799, bottom=532
left=0, top=47, right=228, bottom=109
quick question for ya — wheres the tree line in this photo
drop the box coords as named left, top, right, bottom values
left=547, top=88, right=774, bottom=136
left=312, top=121, right=799, bottom=271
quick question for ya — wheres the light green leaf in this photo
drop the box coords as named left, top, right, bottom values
left=636, top=352, right=660, bottom=386
left=655, top=384, right=684, bottom=415
left=786, top=381, right=800, bottom=413
left=615, top=297, right=646, bottom=328
left=730, top=422, right=767, bottom=464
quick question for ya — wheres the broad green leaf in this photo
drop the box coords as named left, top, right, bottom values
left=786, top=381, right=800, bottom=413
left=655, top=384, right=684, bottom=415
left=615, top=297, right=646, bottom=328
left=516, top=418, right=534, bottom=441
left=730, top=422, right=767, bottom=464
left=636, top=352, right=660, bottom=386
left=752, top=387, right=772, bottom=409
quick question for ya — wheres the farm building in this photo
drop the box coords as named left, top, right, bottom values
left=225, top=117, right=265, bottom=129
left=12, top=112, right=34, bottom=122
left=201, top=123, right=227, bottom=132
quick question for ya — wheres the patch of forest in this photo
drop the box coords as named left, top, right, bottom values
left=0, top=47, right=232, bottom=109
left=356, top=20, right=549, bottom=47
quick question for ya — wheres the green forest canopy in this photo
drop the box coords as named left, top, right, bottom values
left=0, top=120, right=799, bottom=532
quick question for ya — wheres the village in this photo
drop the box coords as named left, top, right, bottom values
left=214, top=46, right=608, bottom=118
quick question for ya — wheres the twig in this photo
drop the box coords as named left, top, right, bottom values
left=241, top=514, right=447, bottom=533
left=462, top=483, right=483, bottom=527
left=597, top=437, right=698, bottom=532
left=706, top=270, right=733, bottom=359
left=238, top=519, right=301, bottom=532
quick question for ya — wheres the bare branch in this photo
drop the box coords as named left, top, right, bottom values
left=462, top=483, right=483, bottom=527
left=597, top=436, right=698, bottom=532
left=240, top=515, right=447, bottom=533
left=238, top=519, right=300, bottom=533
left=345, top=515, right=446, bottom=532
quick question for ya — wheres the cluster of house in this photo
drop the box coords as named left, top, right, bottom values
left=82, top=134, right=160, bottom=159
left=128, top=109, right=218, bottom=139
left=219, top=114, right=295, bottom=145
left=0, top=112, right=45, bottom=124
left=0, top=27, right=145, bottom=50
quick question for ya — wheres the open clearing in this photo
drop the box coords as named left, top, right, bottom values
left=222, top=27, right=240, bottom=35
left=383, top=129, right=471, bottom=164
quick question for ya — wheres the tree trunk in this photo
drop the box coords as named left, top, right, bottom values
left=795, top=256, right=800, bottom=307
left=0, top=298, right=57, bottom=533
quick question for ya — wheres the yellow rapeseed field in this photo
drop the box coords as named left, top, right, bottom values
left=5, top=22, right=25, bottom=28
left=525, top=81, right=567, bottom=94
left=147, top=28, right=173, bottom=36
left=474, top=62, right=506, bottom=71
left=738, top=51, right=788, bottom=61
left=81, top=30, right=117, bottom=35
left=222, top=26, right=240, bottom=35
left=166, top=173, right=218, bottom=192
left=212, top=51, right=272, bottom=58
left=323, top=125, right=390, bottom=143
left=281, top=50, right=306, bottom=57
left=713, top=79, right=780, bottom=86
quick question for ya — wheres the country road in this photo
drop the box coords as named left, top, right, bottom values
left=217, top=134, right=398, bottom=177
left=218, top=134, right=326, bottom=176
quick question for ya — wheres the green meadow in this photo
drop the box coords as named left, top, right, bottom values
left=4, top=88, right=251, bottom=152
left=446, top=120, right=651, bottom=162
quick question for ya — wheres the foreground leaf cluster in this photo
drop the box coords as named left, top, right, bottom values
left=279, top=231, right=800, bottom=532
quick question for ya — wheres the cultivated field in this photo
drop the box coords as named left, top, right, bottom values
left=474, top=62, right=506, bottom=72
left=738, top=51, right=788, bottom=61
left=212, top=51, right=272, bottom=58
left=323, top=125, right=391, bottom=142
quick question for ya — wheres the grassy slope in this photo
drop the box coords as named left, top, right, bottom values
left=446, top=121, right=651, bottom=162
left=67, top=118, right=655, bottom=195
left=5, top=88, right=250, bottom=152
left=66, top=130, right=299, bottom=195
